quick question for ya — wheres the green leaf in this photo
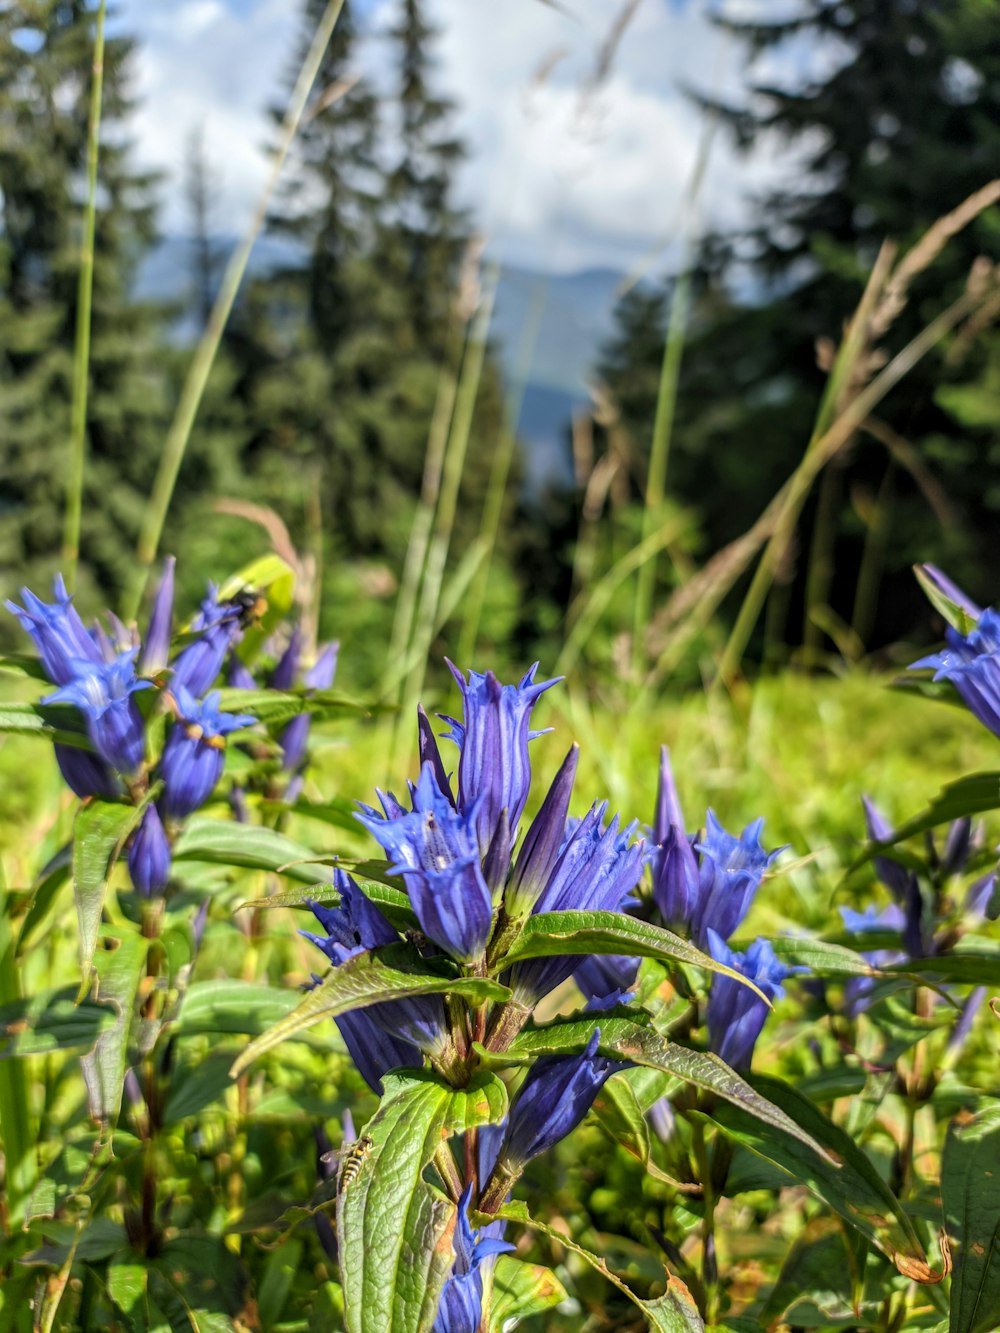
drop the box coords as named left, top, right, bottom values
left=767, top=936, right=873, bottom=977
left=913, top=565, right=979, bottom=636
left=942, top=1104, right=1000, bottom=1333
left=17, top=844, right=72, bottom=955
left=81, top=934, right=147, bottom=1124
left=177, top=981, right=299, bottom=1036
left=0, top=987, right=115, bottom=1057
left=704, top=1074, right=938, bottom=1280
left=887, top=945, right=1000, bottom=987
left=172, top=817, right=330, bottom=883
left=847, top=773, right=1000, bottom=874
left=0, top=700, right=94, bottom=748
left=487, top=1255, right=568, bottom=1331
left=236, top=875, right=414, bottom=928
left=163, top=1052, right=237, bottom=1123
left=339, top=1070, right=507, bottom=1333
left=72, top=800, right=146, bottom=989
left=492, top=1199, right=704, bottom=1331
left=107, top=1255, right=147, bottom=1318
left=214, top=686, right=380, bottom=726
left=498, top=911, right=772, bottom=1001
left=508, top=1017, right=833, bottom=1164
left=230, top=950, right=511, bottom=1076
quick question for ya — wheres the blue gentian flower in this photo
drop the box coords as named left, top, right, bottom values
left=6, top=575, right=103, bottom=685
left=139, top=557, right=175, bottom=676
left=574, top=952, right=639, bottom=1006
left=171, top=585, right=246, bottom=697
left=691, top=812, right=784, bottom=948
left=45, top=650, right=152, bottom=778
left=860, top=796, right=915, bottom=905
left=508, top=805, right=646, bottom=1005
left=432, top=1185, right=514, bottom=1333
left=280, top=641, right=338, bottom=789
left=53, top=744, right=119, bottom=800
left=440, top=661, right=559, bottom=856
left=505, top=744, right=580, bottom=916
left=356, top=763, right=494, bottom=963
left=160, top=685, right=254, bottom=820
left=499, top=1027, right=629, bottom=1166
left=706, top=932, right=790, bottom=1072
left=302, top=872, right=445, bottom=1086
left=910, top=584, right=1000, bottom=737
left=128, top=804, right=171, bottom=897
left=838, top=903, right=907, bottom=1017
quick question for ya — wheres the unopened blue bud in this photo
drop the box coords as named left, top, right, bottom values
left=128, top=804, right=171, bottom=897
left=706, top=932, right=789, bottom=1072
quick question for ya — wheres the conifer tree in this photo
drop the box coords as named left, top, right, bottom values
left=599, top=0, right=1000, bottom=652
left=0, top=1, right=164, bottom=617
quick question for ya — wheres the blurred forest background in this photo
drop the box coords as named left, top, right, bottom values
left=2, top=0, right=1000, bottom=696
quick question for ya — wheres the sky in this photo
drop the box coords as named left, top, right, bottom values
left=116, top=0, right=819, bottom=277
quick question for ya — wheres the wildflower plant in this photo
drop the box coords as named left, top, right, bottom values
left=229, top=662, right=955, bottom=1331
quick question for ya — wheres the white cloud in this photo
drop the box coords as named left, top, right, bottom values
left=116, top=0, right=807, bottom=274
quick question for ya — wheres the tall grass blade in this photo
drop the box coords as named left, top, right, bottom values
left=124, top=0, right=346, bottom=619
left=391, top=268, right=498, bottom=777
left=62, top=0, right=106, bottom=592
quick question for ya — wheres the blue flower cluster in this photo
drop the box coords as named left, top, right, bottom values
left=7, top=567, right=256, bottom=896
left=909, top=564, right=1000, bottom=739
left=643, top=747, right=790, bottom=1072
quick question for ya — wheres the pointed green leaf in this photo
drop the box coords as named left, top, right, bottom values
left=73, top=800, right=146, bottom=987
left=177, top=981, right=299, bottom=1036
left=173, top=817, right=330, bottom=883
left=766, top=936, right=874, bottom=977
left=498, top=911, right=771, bottom=1002
left=0, top=987, right=115, bottom=1058
left=508, top=1016, right=832, bottom=1163
left=339, top=1070, right=507, bottom=1333
left=847, top=773, right=1000, bottom=874
left=913, top=565, right=979, bottom=636
left=0, top=700, right=94, bottom=747
left=704, top=1074, right=937, bottom=1280
left=230, top=952, right=510, bottom=1076
left=81, top=933, right=147, bottom=1124
left=943, top=1105, right=1000, bottom=1333
left=492, top=1200, right=704, bottom=1331
left=487, top=1256, right=568, bottom=1331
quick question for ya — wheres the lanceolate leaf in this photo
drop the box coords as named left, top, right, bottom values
left=237, top=876, right=414, bottom=927
left=177, top=981, right=300, bottom=1037
left=497, top=911, right=771, bottom=1002
left=508, top=1016, right=832, bottom=1163
left=487, top=1255, right=568, bottom=1332
left=72, top=800, right=146, bottom=989
left=81, top=933, right=147, bottom=1124
left=338, top=1070, right=507, bottom=1333
left=846, top=773, right=1000, bottom=874
left=230, top=952, right=511, bottom=1076
left=214, top=686, right=382, bottom=726
left=705, top=1074, right=939, bottom=1280
left=0, top=987, right=115, bottom=1058
left=492, top=1200, right=704, bottom=1331
left=0, top=700, right=94, bottom=748
left=942, top=1104, right=1000, bottom=1333
left=766, top=936, right=874, bottom=977
left=173, top=818, right=330, bottom=883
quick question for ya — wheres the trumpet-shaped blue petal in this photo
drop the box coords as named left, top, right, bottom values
left=433, top=1185, right=514, bottom=1333
left=280, top=640, right=339, bottom=777
left=140, top=557, right=175, bottom=675
left=303, top=872, right=446, bottom=1064
left=171, top=586, right=246, bottom=697
left=706, top=932, right=790, bottom=1072
left=6, top=575, right=103, bottom=685
left=128, top=804, right=171, bottom=897
left=501, top=1028, right=629, bottom=1166
left=691, top=811, right=784, bottom=947
left=356, top=763, right=493, bottom=962
left=45, top=649, right=151, bottom=777
left=509, top=807, right=645, bottom=1004
left=440, top=661, right=559, bottom=853
left=160, top=686, right=254, bottom=820
left=910, top=602, right=1000, bottom=738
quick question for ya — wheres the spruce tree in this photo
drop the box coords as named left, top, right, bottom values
left=599, top=0, right=1000, bottom=653
left=0, top=1, right=164, bottom=618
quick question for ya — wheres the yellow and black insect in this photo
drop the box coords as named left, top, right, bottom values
left=338, top=1134, right=373, bottom=1192
left=229, top=586, right=269, bottom=628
